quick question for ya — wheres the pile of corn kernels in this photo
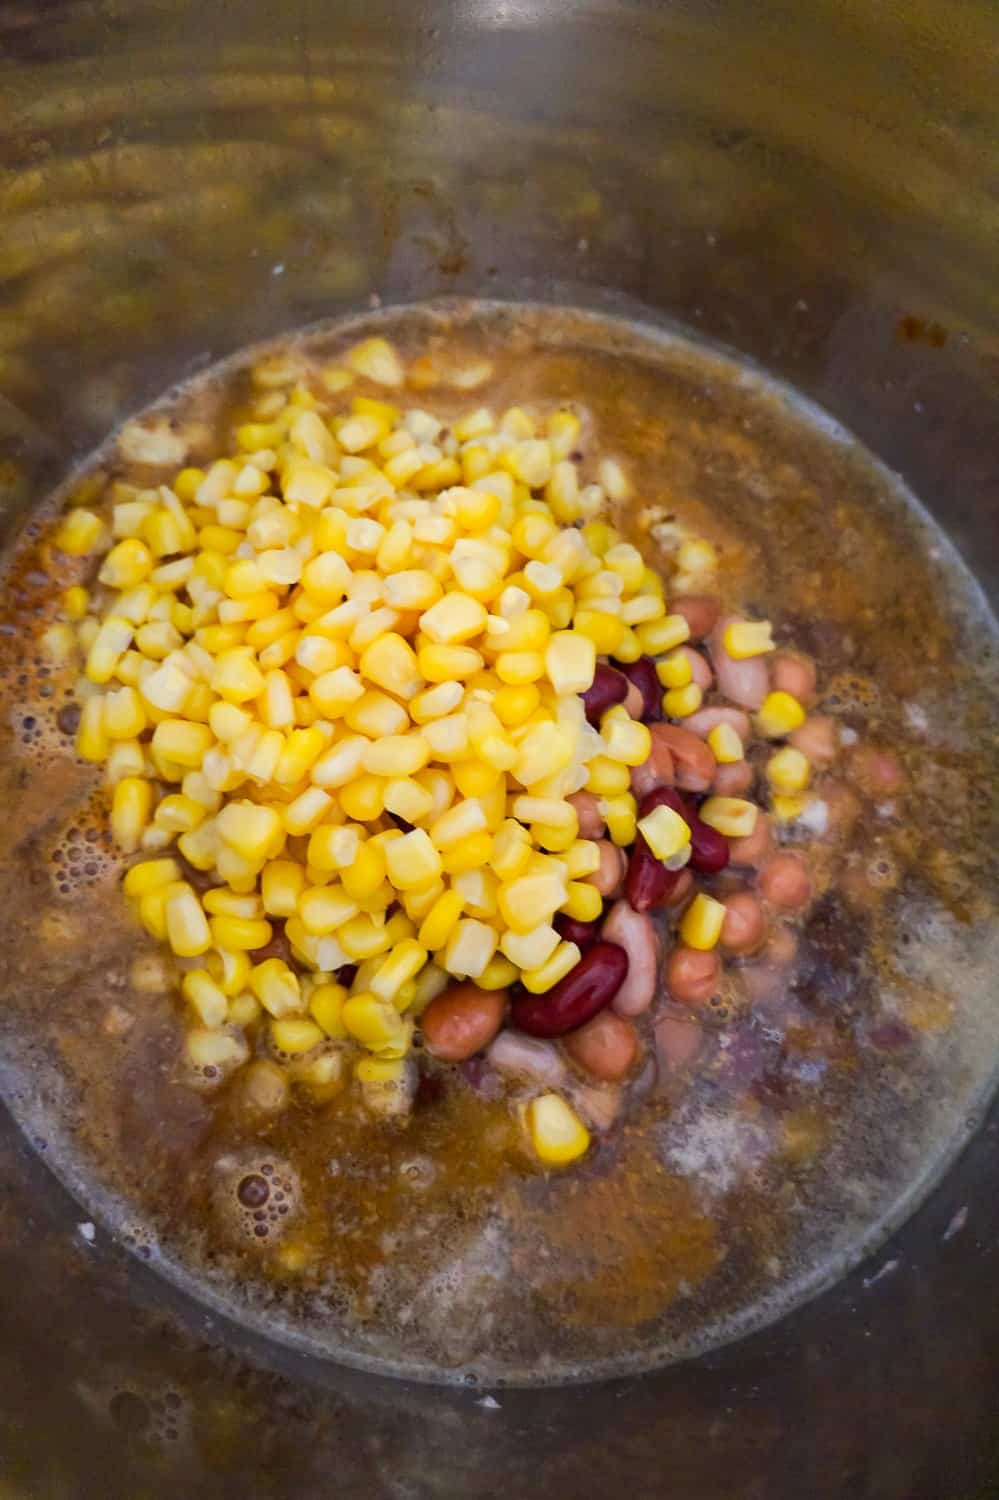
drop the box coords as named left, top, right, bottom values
left=46, top=334, right=818, bottom=1166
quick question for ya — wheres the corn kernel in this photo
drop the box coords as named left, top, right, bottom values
left=724, top=620, right=775, bottom=659
left=110, top=777, right=153, bottom=853
left=165, top=885, right=212, bottom=957
left=443, top=918, right=498, bottom=979
left=363, top=733, right=430, bottom=778
left=498, top=871, right=566, bottom=932
left=766, top=745, right=811, bottom=793
left=57, top=508, right=107, bottom=556
left=384, top=829, right=442, bottom=890
left=216, top=801, right=282, bottom=862
left=417, top=643, right=484, bottom=682
left=679, top=892, right=726, bottom=951
left=528, top=1092, right=591, bottom=1165
left=602, top=712, right=651, bottom=766
left=308, top=982, right=349, bottom=1038
left=572, top=609, right=626, bottom=655
left=663, top=683, right=703, bottom=718
left=499, top=922, right=560, bottom=971
left=209, top=913, right=273, bottom=951
left=248, top=957, right=302, bottom=1017
left=520, top=939, right=581, bottom=993
left=562, top=880, right=604, bottom=923
left=707, top=723, right=744, bottom=764
left=656, top=650, right=693, bottom=689
left=757, top=691, right=807, bottom=738
left=699, top=796, right=759, bottom=838
left=151, top=719, right=212, bottom=768
left=585, top=755, right=631, bottom=797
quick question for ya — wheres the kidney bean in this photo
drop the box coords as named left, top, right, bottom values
left=637, top=785, right=729, bottom=875
left=679, top=645, right=714, bottom=692
left=622, top=680, right=645, bottom=719
left=564, top=1009, right=638, bottom=1080
left=721, top=891, right=767, bottom=954
left=789, top=715, right=838, bottom=767
left=655, top=1014, right=703, bottom=1069
left=614, top=656, right=662, bottom=722
left=670, top=594, right=719, bottom=641
left=772, top=652, right=817, bottom=705
left=638, top=784, right=692, bottom=819
left=487, top=1031, right=568, bottom=1087
left=728, top=810, right=773, bottom=867
left=510, top=942, right=628, bottom=1037
left=581, top=663, right=628, bottom=725
left=591, top=839, right=627, bottom=898
left=847, top=743, right=906, bottom=795
left=712, top=759, right=754, bottom=795
left=555, top=914, right=601, bottom=951
left=421, top=984, right=508, bottom=1061
left=625, top=836, right=676, bottom=912
left=666, top=946, right=721, bottom=1006
left=603, top=899, right=659, bottom=1015
left=630, top=730, right=675, bottom=799
left=709, top=616, right=769, bottom=709
left=683, top=704, right=752, bottom=745
left=648, top=723, right=716, bottom=791
left=568, top=790, right=606, bottom=839
left=760, top=852, right=812, bottom=911
left=664, top=867, right=695, bottom=908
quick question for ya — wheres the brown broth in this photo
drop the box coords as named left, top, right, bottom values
left=0, top=301, right=996, bottom=1385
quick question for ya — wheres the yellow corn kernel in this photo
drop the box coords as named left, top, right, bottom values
left=122, top=857, right=179, bottom=899
left=298, top=884, right=358, bottom=935
left=421, top=712, right=469, bottom=761
left=339, top=840, right=386, bottom=900
left=61, top=584, right=89, bottom=620
left=663, top=683, right=703, bottom=718
left=102, top=685, right=146, bottom=740
left=370, top=940, right=428, bottom=1003
left=381, top=778, right=433, bottom=824
left=140, top=657, right=193, bottom=713
left=562, top=880, right=604, bottom=923
left=771, top=792, right=810, bottom=824
left=270, top=1017, right=323, bottom=1055
left=498, top=871, right=566, bottom=932
left=453, top=760, right=503, bottom=800
left=309, top=734, right=368, bottom=789
left=489, top=820, right=532, bottom=880
left=98, top=537, right=152, bottom=590
left=656, top=650, right=693, bottom=689
left=757, top=691, right=807, bottom=738
left=563, top=839, right=600, bottom=879
left=443, top=918, right=498, bottom=979
left=510, top=795, right=577, bottom=832
left=151, top=719, right=212, bottom=768
left=261, top=858, right=306, bottom=916
left=494, top=650, right=545, bottom=686
left=209, top=913, right=273, bottom=951
left=304, top=666, right=361, bottom=718
left=430, top=798, right=488, bottom=848
left=105, top=739, right=147, bottom=786
left=766, top=745, right=811, bottom=793
left=383, top=828, right=442, bottom=890
left=417, top=643, right=484, bottom=682
left=344, top=689, right=409, bottom=739
left=499, top=922, right=560, bottom=971
left=492, top=682, right=540, bottom=728
left=585, top=755, right=631, bottom=797
left=211, top=650, right=266, bottom=704
left=363, top=734, right=430, bottom=779
left=75, top=696, right=109, bottom=762
left=723, top=620, right=775, bottom=659
left=636, top=804, right=691, bottom=864
left=599, top=794, right=635, bottom=846
left=345, top=337, right=404, bottom=387
left=181, top=969, right=229, bottom=1028
left=601, top=710, right=651, bottom=767
left=440, top=831, right=494, bottom=875
left=86, top=616, right=134, bottom=684
left=248, top=957, right=302, bottom=1018
left=679, top=892, right=726, bottom=952
left=358, top=631, right=423, bottom=700
left=528, top=1093, right=591, bottom=1166
left=110, top=777, right=153, bottom=853
left=572, top=609, right=626, bottom=655
left=154, top=793, right=205, bottom=834
left=165, top=884, right=212, bottom=957
left=520, top=939, right=581, bottom=994
left=213, top=801, right=281, bottom=863
left=676, top=537, right=718, bottom=574
left=417, top=889, right=466, bottom=951
left=419, top=592, right=488, bottom=646
left=57, top=507, right=107, bottom=556
left=468, top=955, right=513, bottom=993
left=308, top=981, right=349, bottom=1039
left=543, top=629, right=596, bottom=696
left=707, top=722, right=744, bottom=764
left=699, top=796, right=759, bottom=838
left=207, top=948, right=252, bottom=998
left=513, top=721, right=575, bottom=787
left=339, top=774, right=386, bottom=822
left=410, top=681, right=463, bottom=725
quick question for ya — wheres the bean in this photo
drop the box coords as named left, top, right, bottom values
left=647, top=723, right=716, bottom=791
left=421, top=983, right=508, bottom=1061
left=709, top=615, right=769, bottom=709
left=555, top=914, right=601, bottom=951
left=679, top=645, right=714, bottom=692
left=630, top=729, right=675, bottom=799
left=623, top=680, right=645, bottom=719
left=637, top=784, right=692, bottom=819
left=666, top=946, right=721, bottom=1006
left=671, top=594, right=719, bottom=641
left=591, top=839, right=626, bottom=898
left=683, top=704, right=752, bottom=745
left=759, top=852, right=812, bottom=911
left=655, top=1014, right=703, bottom=1069
left=564, top=1010, right=639, bottom=1081
left=820, top=780, right=861, bottom=839
left=772, top=652, right=817, bottom=705
left=510, top=942, right=629, bottom=1038
left=728, top=810, right=773, bottom=867
left=663, top=867, right=695, bottom=908
left=847, top=743, right=906, bottom=795
left=240, top=1059, right=291, bottom=1116
left=581, top=663, right=628, bottom=726
left=789, top=714, right=838, bottom=767
left=603, top=899, right=659, bottom=1015
left=571, top=1081, right=624, bottom=1133
left=625, top=835, right=678, bottom=912
left=614, top=655, right=662, bottom=721
left=487, top=1031, right=568, bottom=1087
left=568, top=789, right=606, bottom=839
left=712, top=759, right=754, bottom=795
left=765, top=923, right=799, bottom=968
left=721, top=891, right=767, bottom=954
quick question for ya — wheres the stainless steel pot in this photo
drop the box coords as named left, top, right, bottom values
left=1, top=2, right=996, bottom=1494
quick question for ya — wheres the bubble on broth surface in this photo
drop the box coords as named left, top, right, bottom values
left=211, top=1151, right=303, bottom=1248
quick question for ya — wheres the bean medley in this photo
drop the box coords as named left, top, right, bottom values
left=47, top=332, right=889, bottom=1173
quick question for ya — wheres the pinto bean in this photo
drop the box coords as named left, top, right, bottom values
left=581, top=664, right=628, bottom=725
left=820, top=780, right=861, bottom=839
left=760, top=852, right=812, bottom=911
left=421, top=984, right=508, bottom=1061
left=655, top=1014, right=703, bottom=1069
left=568, top=790, right=606, bottom=839
left=671, top=594, right=719, bottom=641
left=789, top=714, right=838, bottom=767
left=570, top=1081, right=624, bottom=1132
left=679, top=645, right=714, bottom=692
left=487, top=1031, right=568, bottom=1087
left=664, top=868, right=695, bottom=908
left=721, top=891, right=767, bottom=955
left=649, top=723, right=716, bottom=791
left=630, top=732, right=675, bottom=799
left=847, top=743, right=906, bottom=795
left=510, top=942, right=628, bottom=1037
left=772, top=652, right=817, bottom=705
left=564, top=1010, right=639, bottom=1081
left=622, top=679, right=645, bottom=718
left=591, top=839, right=626, bottom=898
left=683, top=704, right=752, bottom=745
left=603, top=900, right=659, bottom=1015
left=709, top=616, right=769, bottom=709
left=712, top=759, right=754, bottom=795
left=666, top=946, right=721, bottom=1006
left=615, top=656, right=662, bottom=722
left=728, top=811, right=773, bottom=867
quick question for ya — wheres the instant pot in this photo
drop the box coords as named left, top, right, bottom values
left=1, top=1, right=996, bottom=1494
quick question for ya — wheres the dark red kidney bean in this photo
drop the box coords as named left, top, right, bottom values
left=637, top=785, right=729, bottom=875
left=671, top=595, right=719, bottom=641
left=555, top=914, right=601, bottom=951
left=510, top=942, right=628, bottom=1037
left=624, top=835, right=686, bottom=912
left=581, top=664, right=628, bottom=725
left=613, top=655, right=662, bottom=721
